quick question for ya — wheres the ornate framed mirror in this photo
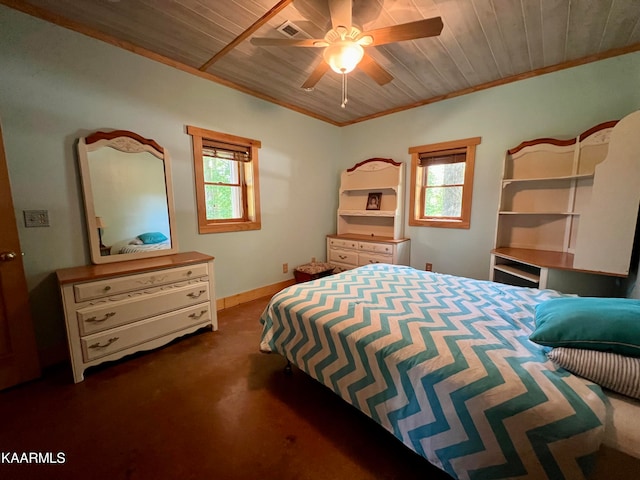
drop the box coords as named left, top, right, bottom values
left=77, top=130, right=178, bottom=264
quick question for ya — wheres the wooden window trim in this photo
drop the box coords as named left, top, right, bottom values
left=408, top=137, right=481, bottom=229
left=188, top=125, right=261, bottom=234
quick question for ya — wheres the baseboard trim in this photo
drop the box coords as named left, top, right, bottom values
left=216, top=279, right=296, bottom=311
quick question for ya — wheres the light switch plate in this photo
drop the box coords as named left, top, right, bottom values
left=24, top=210, right=50, bottom=227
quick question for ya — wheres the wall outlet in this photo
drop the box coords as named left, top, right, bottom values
left=283, top=263, right=288, bottom=273
left=425, top=262, right=433, bottom=272
left=311, top=257, right=316, bottom=263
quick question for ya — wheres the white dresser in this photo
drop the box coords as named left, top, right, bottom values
left=327, top=234, right=410, bottom=270
left=57, top=251, right=217, bottom=383
left=327, top=158, right=411, bottom=270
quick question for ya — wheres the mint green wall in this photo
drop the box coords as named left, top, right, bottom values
left=2, top=4, right=640, bottom=366
left=342, top=53, right=640, bottom=280
left=0, top=6, right=341, bottom=364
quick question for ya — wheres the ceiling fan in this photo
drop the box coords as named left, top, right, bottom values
left=250, top=0, right=444, bottom=108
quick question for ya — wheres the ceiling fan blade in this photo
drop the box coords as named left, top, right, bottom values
left=295, top=0, right=382, bottom=27
left=363, top=17, right=444, bottom=46
left=250, top=37, right=324, bottom=47
left=358, top=53, right=393, bottom=85
left=301, top=61, right=330, bottom=90
left=328, top=0, right=352, bottom=29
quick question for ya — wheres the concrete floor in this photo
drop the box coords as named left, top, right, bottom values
left=0, top=297, right=446, bottom=480
left=1, top=296, right=638, bottom=480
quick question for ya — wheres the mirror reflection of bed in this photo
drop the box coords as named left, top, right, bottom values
left=109, top=232, right=171, bottom=255
left=88, top=147, right=171, bottom=256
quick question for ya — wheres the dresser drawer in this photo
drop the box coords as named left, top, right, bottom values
left=328, top=248, right=358, bottom=266
left=73, top=263, right=209, bottom=302
left=76, top=280, right=210, bottom=336
left=358, top=252, right=392, bottom=266
left=80, top=303, right=212, bottom=362
left=358, top=241, right=393, bottom=255
left=328, top=238, right=358, bottom=249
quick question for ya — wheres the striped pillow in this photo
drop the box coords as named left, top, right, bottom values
left=548, top=347, right=640, bottom=400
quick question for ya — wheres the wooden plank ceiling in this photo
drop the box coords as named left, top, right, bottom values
left=4, top=0, right=640, bottom=126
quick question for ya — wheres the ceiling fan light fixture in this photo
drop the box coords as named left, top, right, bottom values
left=323, top=41, right=364, bottom=74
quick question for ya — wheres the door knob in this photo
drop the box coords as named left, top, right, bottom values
left=0, top=251, right=17, bottom=262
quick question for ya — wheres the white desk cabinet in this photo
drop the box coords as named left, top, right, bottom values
left=490, top=110, right=640, bottom=294
left=57, top=251, right=217, bottom=382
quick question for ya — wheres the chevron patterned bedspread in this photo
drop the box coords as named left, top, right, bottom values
left=259, top=264, right=608, bottom=479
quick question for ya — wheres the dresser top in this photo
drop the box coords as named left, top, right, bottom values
left=56, top=251, right=214, bottom=285
left=327, top=233, right=410, bottom=244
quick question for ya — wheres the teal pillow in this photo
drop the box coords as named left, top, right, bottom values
left=530, top=297, right=640, bottom=357
left=137, top=232, right=168, bottom=244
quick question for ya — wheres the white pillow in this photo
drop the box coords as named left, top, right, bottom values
left=548, top=347, right=640, bottom=400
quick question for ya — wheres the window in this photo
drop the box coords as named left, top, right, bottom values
left=408, top=137, right=481, bottom=229
left=187, top=125, right=261, bottom=233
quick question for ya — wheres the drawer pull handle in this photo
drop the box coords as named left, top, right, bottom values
left=88, top=337, right=119, bottom=350
left=85, top=312, right=116, bottom=323
left=187, top=289, right=206, bottom=299
left=103, top=286, right=112, bottom=292
left=188, top=310, right=208, bottom=320
left=187, top=270, right=193, bottom=276
left=339, top=255, right=347, bottom=260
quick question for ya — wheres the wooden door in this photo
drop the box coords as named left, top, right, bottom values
left=0, top=120, right=40, bottom=390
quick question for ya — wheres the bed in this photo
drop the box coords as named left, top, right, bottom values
left=259, top=264, right=633, bottom=479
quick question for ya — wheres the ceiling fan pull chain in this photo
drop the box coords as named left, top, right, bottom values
left=341, top=73, right=348, bottom=108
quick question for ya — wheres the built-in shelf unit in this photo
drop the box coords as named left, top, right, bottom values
left=337, top=158, right=404, bottom=239
left=490, top=110, right=640, bottom=294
